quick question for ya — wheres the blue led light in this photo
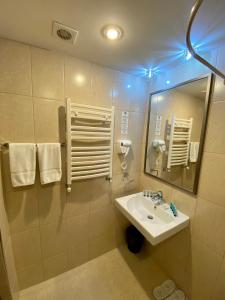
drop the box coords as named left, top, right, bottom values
left=148, top=68, right=153, bottom=78
left=166, top=80, right=170, bottom=85
left=127, top=84, right=131, bottom=89
left=185, top=50, right=192, bottom=60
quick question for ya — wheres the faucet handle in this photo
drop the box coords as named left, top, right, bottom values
left=157, top=191, right=163, bottom=199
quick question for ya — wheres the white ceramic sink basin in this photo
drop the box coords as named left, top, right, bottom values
left=115, top=192, right=189, bottom=245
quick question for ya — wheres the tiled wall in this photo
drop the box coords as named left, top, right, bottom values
left=141, top=48, right=225, bottom=300
left=0, top=156, right=19, bottom=299
left=0, top=38, right=148, bottom=290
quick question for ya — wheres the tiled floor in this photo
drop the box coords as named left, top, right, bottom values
left=19, top=247, right=167, bottom=300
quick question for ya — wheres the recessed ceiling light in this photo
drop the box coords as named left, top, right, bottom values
left=102, top=25, right=123, bottom=41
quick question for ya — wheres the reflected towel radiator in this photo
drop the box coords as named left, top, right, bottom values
left=167, top=116, right=193, bottom=171
left=66, top=98, right=114, bottom=192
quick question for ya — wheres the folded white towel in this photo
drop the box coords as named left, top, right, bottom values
left=189, top=142, right=199, bottom=163
left=9, top=143, right=36, bottom=187
left=37, top=143, right=62, bottom=184
left=153, top=280, right=176, bottom=300
left=165, top=289, right=185, bottom=300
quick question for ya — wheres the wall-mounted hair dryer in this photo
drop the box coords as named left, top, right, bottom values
left=119, top=139, right=132, bottom=157
left=152, top=139, right=166, bottom=153
left=118, top=139, right=132, bottom=172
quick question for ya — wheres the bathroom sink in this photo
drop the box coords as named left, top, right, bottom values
left=115, top=192, right=189, bottom=245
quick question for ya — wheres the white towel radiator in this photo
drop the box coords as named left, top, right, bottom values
left=66, top=98, right=114, bottom=192
left=167, top=116, right=193, bottom=171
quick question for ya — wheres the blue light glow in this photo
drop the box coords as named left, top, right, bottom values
left=127, top=84, right=131, bottom=89
left=166, top=80, right=170, bottom=85
left=185, top=50, right=192, bottom=60
left=143, top=67, right=160, bottom=79
left=148, top=68, right=153, bottom=78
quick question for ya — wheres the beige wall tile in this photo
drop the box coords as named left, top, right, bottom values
left=192, top=197, right=225, bottom=256
left=0, top=39, right=31, bottom=95
left=89, top=206, right=114, bottom=239
left=33, top=98, right=65, bottom=143
left=129, top=77, right=149, bottom=113
left=67, top=241, right=89, bottom=269
left=158, top=228, right=191, bottom=293
left=212, top=76, right=225, bottom=102
left=0, top=157, right=19, bottom=298
left=113, top=143, right=122, bottom=175
left=31, top=48, right=64, bottom=100
left=43, top=252, right=68, bottom=280
left=6, top=188, right=38, bottom=233
left=0, top=93, right=34, bottom=142
left=37, top=182, right=66, bottom=225
left=205, top=101, right=225, bottom=154
left=214, top=256, right=225, bottom=299
left=89, top=178, right=112, bottom=212
left=198, top=152, right=225, bottom=208
left=4, top=240, right=19, bottom=298
left=64, top=56, right=91, bottom=103
left=0, top=180, right=10, bottom=247
left=66, top=213, right=89, bottom=249
left=17, top=264, right=43, bottom=290
left=89, top=231, right=115, bottom=260
left=114, top=109, right=126, bottom=141
left=65, top=181, right=91, bottom=218
left=112, top=72, right=132, bottom=110
left=40, top=220, right=68, bottom=258
left=90, top=64, right=114, bottom=107
left=112, top=173, right=140, bottom=196
left=189, top=240, right=222, bottom=300
left=128, top=112, right=145, bottom=145
left=0, top=244, right=11, bottom=299
left=11, top=228, right=42, bottom=271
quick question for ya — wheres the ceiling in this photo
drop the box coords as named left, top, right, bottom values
left=0, top=0, right=224, bottom=76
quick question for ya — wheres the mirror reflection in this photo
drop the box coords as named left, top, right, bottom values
left=145, top=76, right=212, bottom=193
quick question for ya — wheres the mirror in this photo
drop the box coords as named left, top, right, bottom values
left=144, top=75, right=213, bottom=194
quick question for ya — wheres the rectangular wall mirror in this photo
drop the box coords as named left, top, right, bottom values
left=144, top=74, right=214, bottom=194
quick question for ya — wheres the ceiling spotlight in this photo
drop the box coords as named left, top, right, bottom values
left=102, top=25, right=123, bottom=41
left=185, top=50, right=192, bottom=60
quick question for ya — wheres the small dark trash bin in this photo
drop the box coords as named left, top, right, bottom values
left=126, top=225, right=144, bottom=253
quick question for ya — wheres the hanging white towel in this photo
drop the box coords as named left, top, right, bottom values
left=189, top=142, right=199, bottom=163
left=37, top=143, right=62, bottom=184
left=9, top=143, right=36, bottom=187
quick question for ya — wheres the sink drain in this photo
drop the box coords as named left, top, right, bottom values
left=147, top=215, right=154, bottom=220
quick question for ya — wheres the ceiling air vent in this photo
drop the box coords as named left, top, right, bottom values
left=52, top=21, right=79, bottom=45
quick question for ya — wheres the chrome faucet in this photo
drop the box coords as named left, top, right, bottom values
left=150, top=191, right=164, bottom=206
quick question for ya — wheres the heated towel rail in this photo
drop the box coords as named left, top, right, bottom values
left=167, top=116, right=193, bottom=171
left=66, top=98, right=114, bottom=192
